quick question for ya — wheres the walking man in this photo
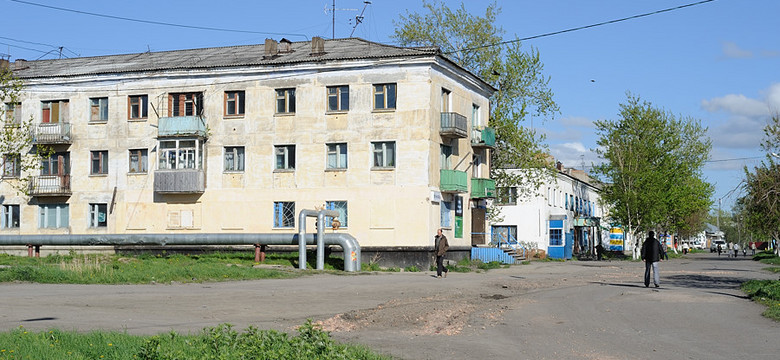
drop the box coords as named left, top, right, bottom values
left=434, top=228, right=449, bottom=278
left=641, top=231, right=664, bottom=288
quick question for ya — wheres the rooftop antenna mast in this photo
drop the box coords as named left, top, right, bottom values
left=324, top=1, right=357, bottom=39
left=350, top=1, right=372, bottom=37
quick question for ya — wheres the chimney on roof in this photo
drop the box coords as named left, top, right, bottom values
left=311, top=36, right=325, bottom=56
left=0, top=59, right=8, bottom=70
left=279, top=38, right=292, bottom=53
left=556, top=161, right=563, bottom=171
left=264, top=39, right=278, bottom=56
left=13, top=59, right=27, bottom=70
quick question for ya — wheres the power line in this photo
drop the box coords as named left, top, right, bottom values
left=705, top=156, right=762, bottom=163
left=10, top=0, right=309, bottom=40
left=443, top=0, right=716, bottom=55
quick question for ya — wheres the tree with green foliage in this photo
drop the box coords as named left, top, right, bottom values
left=739, top=115, right=780, bottom=254
left=392, top=0, right=558, bottom=221
left=592, top=94, right=712, bottom=258
left=1, top=65, right=51, bottom=195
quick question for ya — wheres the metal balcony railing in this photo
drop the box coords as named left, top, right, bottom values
left=32, top=123, right=72, bottom=144
left=28, top=175, right=71, bottom=196
left=440, top=112, right=468, bottom=138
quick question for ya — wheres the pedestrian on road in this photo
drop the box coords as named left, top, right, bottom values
left=662, top=239, right=669, bottom=260
left=733, top=243, right=740, bottom=258
left=434, top=228, right=449, bottom=279
left=717, top=244, right=722, bottom=256
left=682, top=242, right=689, bottom=255
left=751, top=242, right=756, bottom=256
left=596, top=241, right=604, bottom=261
left=641, top=231, right=664, bottom=288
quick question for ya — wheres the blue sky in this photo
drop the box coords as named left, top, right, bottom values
left=2, top=0, right=777, bottom=211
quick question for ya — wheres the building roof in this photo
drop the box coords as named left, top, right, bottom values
left=10, top=38, right=441, bottom=79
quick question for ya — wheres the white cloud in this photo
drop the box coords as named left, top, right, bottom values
left=701, top=94, right=769, bottom=117
left=559, top=116, right=595, bottom=128
left=722, top=41, right=753, bottom=59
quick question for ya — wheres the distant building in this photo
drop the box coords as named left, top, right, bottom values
left=0, top=38, right=496, bottom=267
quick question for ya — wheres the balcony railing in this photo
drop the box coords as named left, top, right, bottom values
left=440, top=112, right=468, bottom=138
left=154, top=169, right=205, bottom=194
left=471, top=178, right=496, bottom=198
left=28, top=175, right=71, bottom=196
left=32, top=123, right=72, bottom=144
left=158, top=116, right=207, bottom=138
left=471, top=126, right=496, bottom=148
left=440, top=169, right=468, bottom=193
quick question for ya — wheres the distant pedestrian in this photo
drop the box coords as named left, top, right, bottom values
left=641, top=231, right=664, bottom=288
left=733, top=243, right=740, bottom=258
left=751, top=242, right=756, bottom=256
left=596, top=241, right=604, bottom=261
left=682, top=242, right=689, bottom=255
left=717, top=244, right=722, bottom=256
left=434, top=228, right=449, bottom=279
left=662, top=240, right=669, bottom=260
left=742, top=246, right=747, bottom=257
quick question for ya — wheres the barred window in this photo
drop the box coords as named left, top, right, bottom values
left=273, top=201, right=295, bottom=228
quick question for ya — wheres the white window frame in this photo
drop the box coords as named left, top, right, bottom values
left=158, top=139, right=203, bottom=170
left=224, top=146, right=245, bottom=172
left=274, top=145, right=295, bottom=170
left=1, top=204, right=20, bottom=229
left=325, top=201, right=348, bottom=228
left=371, top=141, right=395, bottom=169
left=326, top=143, right=347, bottom=169
left=39, top=204, right=69, bottom=229
left=88, top=203, right=107, bottom=228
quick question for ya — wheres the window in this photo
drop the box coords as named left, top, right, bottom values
left=158, top=139, right=202, bottom=170
left=128, top=95, right=148, bottom=120
left=373, top=83, right=396, bottom=110
left=89, top=97, right=109, bottom=122
left=41, top=152, right=70, bottom=175
left=549, top=219, right=563, bottom=246
left=565, top=193, right=569, bottom=210
left=128, top=149, right=148, bottom=173
left=441, top=200, right=452, bottom=227
left=1, top=204, right=20, bottom=229
left=327, top=86, right=349, bottom=112
left=89, top=203, right=107, bottom=228
left=325, top=201, right=348, bottom=228
left=168, top=93, right=203, bottom=117
left=90, top=150, right=108, bottom=175
left=275, top=88, right=296, bottom=114
left=496, top=187, right=517, bottom=205
left=224, top=146, right=245, bottom=172
left=372, top=141, right=395, bottom=168
left=41, top=100, right=69, bottom=123
left=273, top=201, right=295, bottom=228
left=224, top=91, right=245, bottom=116
left=472, top=104, right=481, bottom=128
left=570, top=194, right=574, bottom=211
left=2, top=153, right=20, bottom=178
left=440, top=144, right=452, bottom=170
left=274, top=145, right=295, bottom=170
left=326, top=143, right=347, bottom=169
left=39, top=204, right=69, bottom=229
left=3, top=103, right=21, bottom=126
left=441, top=88, right=451, bottom=112
left=492, top=225, right=517, bottom=245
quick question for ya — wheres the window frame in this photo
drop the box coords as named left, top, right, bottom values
left=440, top=144, right=452, bottom=170
left=373, top=83, right=397, bottom=110
left=273, top=201, right=295, bottom=228
left=38, top=203, right=69, bottom=229
left=440, top=199, right=452, bottom=228
left=168, top=92, right=203, bottom=117
left=224, top=146, right=245, bottom=172
left=1, top=204, right=20, bottom=229
left=496, top=187, right=518, bottom=205
left=224, top=91, right=246, bottom=117
left=326, top=85, right=349, bottom=112
left=371, top=141, right=396, bottom=169
left=274, top=145, right=296, bottom=171
left=326, top=142, right=348, bottom=170
left=128, top=148, right=148, bottom=174
left=88, top=203, right=108, bottom=228
left=128, top=95, right=148, bottom=120
left=41, top=152, right=70, bottom=176
left=3, top=102, right=21, bottom=126
left=275, top=88, right=296, bottom=114
left=2, top=153, right=21, bottom=178
left=89, top=97, right=109, bottom=123
left=41, top=99, right=69, bottom=123
left=158, top=139, right=203, bottom=170
left=325, top=201, right=348, bottom=228
left=90, top=150, right=109, bottom=175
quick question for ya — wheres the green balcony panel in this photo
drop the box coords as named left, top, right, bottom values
left=471, top=178, right=496, bottom=198
left=471, top=126, right=495, bottom=148
left=440, top=169, right=468, bottom=193
left=158, top=116, right=207, bottom=138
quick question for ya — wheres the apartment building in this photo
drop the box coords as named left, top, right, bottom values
left=0, top=38, right=496, bottom=266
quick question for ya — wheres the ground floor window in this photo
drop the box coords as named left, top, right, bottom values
left=491, top=225, right=517, bottom=245
left=326, top=201, right=348, bottom=228
left=440, top=199, right=452, bottom=228
left=39, top=204, right=69, bottom=229
left=273, top=201, right=295, bottom=228
left=89, top=203, right=107, bottom=228
left=1, top=204, right=20, bottom=228
left=549, top=219, right=564, bottom=246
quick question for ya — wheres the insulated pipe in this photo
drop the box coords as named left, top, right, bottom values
left=297, top=209, right=319, bottom=270
left=0, top=233, right=361, bottom=271
left=316, top=210, right=341, bottom=270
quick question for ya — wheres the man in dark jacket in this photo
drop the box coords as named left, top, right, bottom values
left=641, top=231, right=664, bottom=288
left=434, top=228, right=449, bottom=278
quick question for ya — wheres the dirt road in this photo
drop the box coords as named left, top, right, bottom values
left=1, top=252, right=778, bottom=359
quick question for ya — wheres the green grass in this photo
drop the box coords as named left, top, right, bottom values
left=0, top=251, right=353, bottom=284
left=741, top=279, right=780, bottom=321
left=0, top=321, right=389, bottom=360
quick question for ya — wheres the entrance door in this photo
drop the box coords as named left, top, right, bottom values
left=471, top=207, right=486, bottom=245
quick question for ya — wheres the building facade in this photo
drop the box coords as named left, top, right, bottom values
left=490, top=163, right=605, bottom=259
left=0, top=38, right=496, bottom=267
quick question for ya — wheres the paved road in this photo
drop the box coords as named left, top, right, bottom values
left=1, top=252, right=778, bottom=359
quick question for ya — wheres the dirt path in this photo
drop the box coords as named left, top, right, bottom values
left=1, top=253, right=778, bottom=359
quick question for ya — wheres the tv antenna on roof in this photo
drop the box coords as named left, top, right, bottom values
left=350, top=1, right=371, bottom=37
left=324, top=1, right=358, bottom=39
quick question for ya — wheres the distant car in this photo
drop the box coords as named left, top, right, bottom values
left=710, top=239, right=727, bottom=252
left=692, top=240, right=704, bottom=250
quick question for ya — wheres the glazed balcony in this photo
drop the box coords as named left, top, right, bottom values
left=28, top=175, right=71, bottom=196
left=32, top=123, right=72, bottom=144
left=440, top=169, right=468, bottom=193
left=471, top=126, right=496, bottom=148
left=471, top=178, right=496, bottom=199
left=158, top=116, right=207, bottom=138
left=154, top=169, right=205, bottom=194
left=440, top=112, right=468, bottom=138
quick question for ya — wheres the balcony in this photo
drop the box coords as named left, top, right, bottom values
left=32, top=123, right=72, bottom=144
left=28, top=175, right=71, bottom=196
left=471, top=127, right=496, bottom=148
left=440, top=169, right=468, bottom=193
left=158, top=116, right=207, bottom=138
left=440, top=112, right=468, bottom=138
left=154, top=169, right=205, bottom=194
left=471, top=178, right=496, bottom=199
